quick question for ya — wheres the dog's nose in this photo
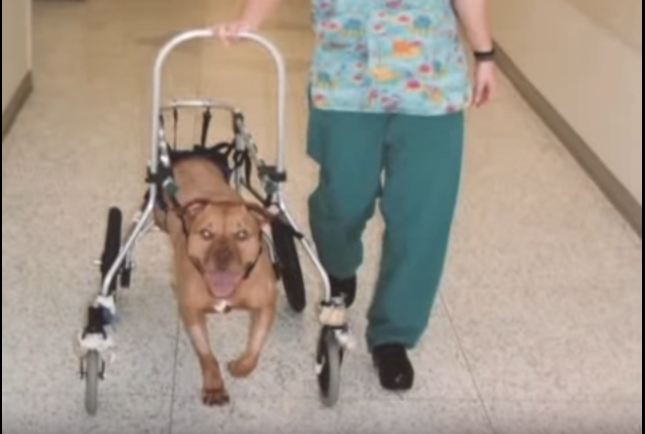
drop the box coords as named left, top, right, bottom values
left=214, top=248, right=234, bottom=269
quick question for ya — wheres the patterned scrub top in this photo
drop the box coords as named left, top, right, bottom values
left=311, top=0, right=472, bottom=116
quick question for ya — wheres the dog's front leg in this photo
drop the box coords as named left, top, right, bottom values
left=228, top=302, right=276, bottom=378
left=180, top=307, right=230, bottom=406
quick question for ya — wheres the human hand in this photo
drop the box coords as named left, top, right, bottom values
left=472, top=61, right=497, bottom=108
left=215, top=21, right=255, bottom=45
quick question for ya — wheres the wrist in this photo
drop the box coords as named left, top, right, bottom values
left=473, top=48, right=495, bottom=63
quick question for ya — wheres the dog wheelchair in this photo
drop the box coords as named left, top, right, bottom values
left=77, top=29, right=352, bottom=415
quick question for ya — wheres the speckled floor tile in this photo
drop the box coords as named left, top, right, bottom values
left=440, top=74, right=643, bottom=405
left=2, top=391, right=170, bottom=434
left=170, top=396, right=494, bottom=434
left=486, top=400, right=643, bottom=434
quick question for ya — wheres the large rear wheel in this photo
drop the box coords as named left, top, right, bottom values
left=101, top=208, right=123, bottom=294
left=271, top=219, right=306, bottom=313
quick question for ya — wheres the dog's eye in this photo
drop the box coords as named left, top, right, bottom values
left=235, top=229, right=250, bottom=241
left=199, top=229, right=214, bottom=240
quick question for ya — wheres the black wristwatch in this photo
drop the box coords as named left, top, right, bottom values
left=474, top=49, right=496, bottom=62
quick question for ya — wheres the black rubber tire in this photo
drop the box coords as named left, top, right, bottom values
left=85, top=351, right=101, bottom=415
left=120, top=265, right=132, bottom=288
left=101, top=208, right=122, bottom=294
left=317, top=328, right=342, bottom=407
left=271, top=219, right=306, bottom=313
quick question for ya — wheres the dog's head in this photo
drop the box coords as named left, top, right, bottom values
left=180, top=200, right=269, bottom=299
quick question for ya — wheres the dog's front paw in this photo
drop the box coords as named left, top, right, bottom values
left=202, top=386, right=230, bottom=407
left=227, top=356, right=258, bottom=378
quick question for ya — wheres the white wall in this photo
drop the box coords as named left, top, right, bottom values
left=2, top=0, right=32, bottom=113
left=492, top=0, right=643, bottom=204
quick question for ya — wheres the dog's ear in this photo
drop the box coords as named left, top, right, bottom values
left=180, top=200, right=208, bottom=231
left=245, top=203, right=275, bottom=228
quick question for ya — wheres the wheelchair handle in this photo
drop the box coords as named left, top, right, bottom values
left=150, top=28, right=288, bottom=175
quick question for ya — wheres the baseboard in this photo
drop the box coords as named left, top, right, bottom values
left=494, top=43, right=642, bottom=237
left=2, top=71, right=33, bottom=141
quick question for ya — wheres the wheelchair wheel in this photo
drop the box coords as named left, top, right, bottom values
left=101, top=208, right=122, bottom=293
left=271, top=218, right=306, bottom=313
left=84, top=351, right=102, bottom=415
left=120, top=264, right=132, bottom=288
left=317, top=327, right=342, bottom=407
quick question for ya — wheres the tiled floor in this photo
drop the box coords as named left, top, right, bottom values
left=2, top=1, right=642, bottom=433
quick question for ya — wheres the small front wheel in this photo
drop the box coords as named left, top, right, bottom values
left=317, top=328, right=342, bottom=407
left=84, top=351, right=103, bottom=415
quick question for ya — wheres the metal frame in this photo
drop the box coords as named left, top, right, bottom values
left=86, top=28, right=334, bottom=341
left=77, top=27, right=353, bottom=412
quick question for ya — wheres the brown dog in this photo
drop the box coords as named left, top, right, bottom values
left=155, top=157, right=277, bottom=406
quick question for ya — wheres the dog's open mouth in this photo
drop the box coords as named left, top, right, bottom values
left=205, top=271, right=242, bottom=299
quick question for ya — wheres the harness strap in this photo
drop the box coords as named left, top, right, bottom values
left=243, top=245, right=264, bottom=280
left=200, top=109, right=212, bottom=148
left=173, top=108, right=179, bottom=150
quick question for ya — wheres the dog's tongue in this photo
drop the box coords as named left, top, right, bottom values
left=206, top=272, right=239, bottom=299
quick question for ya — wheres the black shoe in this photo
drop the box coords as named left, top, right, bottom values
left=329, top=275, right=357, bottom=307
left=372, top=343, right=415, bottom=391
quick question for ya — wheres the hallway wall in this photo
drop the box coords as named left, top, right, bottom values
left=492, top=0, right=642, bottom=205
left=2, top=0, right=32, bottom=133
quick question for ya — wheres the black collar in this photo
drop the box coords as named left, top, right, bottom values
left=243, top=245, right=264, bottom=280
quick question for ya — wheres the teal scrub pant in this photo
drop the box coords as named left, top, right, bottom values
left=307, top=107, right=465, bottom=350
